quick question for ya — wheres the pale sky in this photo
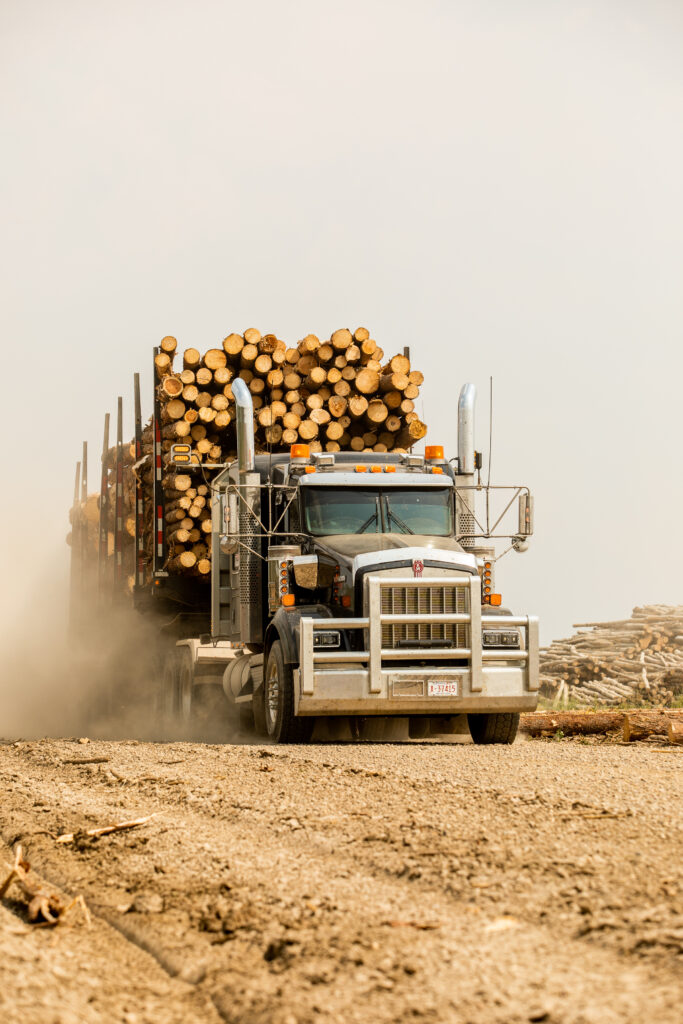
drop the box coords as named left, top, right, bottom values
left=1, top=0, right=681, bottom=642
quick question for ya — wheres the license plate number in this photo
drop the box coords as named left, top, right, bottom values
left=428, top=679, right=458, bottom=697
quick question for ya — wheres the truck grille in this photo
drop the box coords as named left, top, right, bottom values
left=380, top=583, right=469, bottom=650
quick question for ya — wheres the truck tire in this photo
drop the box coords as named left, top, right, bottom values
left=160, top=650, right=179, bottom=722
left=467, top=712, right=520, bottom=745
left=177, top=648, right=194, bottom=725
left=263, top=641, right=313, bottom=744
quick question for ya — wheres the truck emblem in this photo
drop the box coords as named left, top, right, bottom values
left=412, top=559, right=424, bottom=578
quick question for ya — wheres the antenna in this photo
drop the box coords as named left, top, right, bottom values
left=487, top=376, right=493, bottom=488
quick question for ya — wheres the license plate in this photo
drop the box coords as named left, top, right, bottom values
left=428, top=679, right=458, bottom=697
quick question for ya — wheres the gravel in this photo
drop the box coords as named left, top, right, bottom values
left=0, top=735, right=681, bottom=1023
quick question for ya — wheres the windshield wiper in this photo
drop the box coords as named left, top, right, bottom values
left=386, top=506, right=415, bottom=534
left=356, top=496, right=381, bottom=534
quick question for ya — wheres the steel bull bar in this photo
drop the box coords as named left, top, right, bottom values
left=294, top=575, right=539, bottom=715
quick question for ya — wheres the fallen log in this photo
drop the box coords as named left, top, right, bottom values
left=668, top=719, right=683, bottom=745
left=622, top=710, right=682, bottom=742
left=520, top=711, right=626, bottom=736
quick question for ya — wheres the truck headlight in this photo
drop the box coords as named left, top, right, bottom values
left=314, top=631, right=341, bottom=649
left=482, top=629, right=521, bottom=649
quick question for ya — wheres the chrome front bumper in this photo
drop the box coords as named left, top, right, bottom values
left=294, top=574, right=539, bottom=716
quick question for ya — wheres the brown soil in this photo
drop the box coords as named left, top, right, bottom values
left=0, top=736, right=681, bottom=1023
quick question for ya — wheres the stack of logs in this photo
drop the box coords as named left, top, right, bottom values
left=144, top=327, right=427, bottom=578
left=155, top=328, right=426, bottom=454
left=540, top=605, right=683, bottom=707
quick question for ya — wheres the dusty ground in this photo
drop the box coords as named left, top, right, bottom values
left=0, top=734, right=681, bottom=1024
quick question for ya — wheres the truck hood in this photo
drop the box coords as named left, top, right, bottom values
left=313, top=534, right=478, bottom=575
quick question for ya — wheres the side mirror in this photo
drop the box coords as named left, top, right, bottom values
left=518, top=494, right=534, bottom=536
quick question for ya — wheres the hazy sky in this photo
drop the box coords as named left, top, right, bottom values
left=1, top=0, right=681, bottom=642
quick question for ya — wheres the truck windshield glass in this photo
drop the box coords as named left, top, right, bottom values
left=304, top=488, right=453, bottom=536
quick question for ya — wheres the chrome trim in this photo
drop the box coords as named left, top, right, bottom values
left=232, top=377, right=255, bottom=475
left=353, top=547, right=477, bottom=576
left=457, top=383, right=476, bottom=475
left=299, top=472, right=450, bottom=488
left=297, top=574, right=539, bottom=705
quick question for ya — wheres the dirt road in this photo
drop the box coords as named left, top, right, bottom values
left=0, top=736, right=681, bottom=1024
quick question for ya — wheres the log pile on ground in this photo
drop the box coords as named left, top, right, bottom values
left=540, top=605, right=683, bottom=708
left=138, top=328, right=426, bottom=579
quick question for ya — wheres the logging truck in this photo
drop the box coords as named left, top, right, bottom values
left=115, top=374, right=538, bottom=743
left=69, top=335, right=539, bottom=743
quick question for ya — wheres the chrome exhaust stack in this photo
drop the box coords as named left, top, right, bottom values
left=457, top=383, right=476, bottom=475
left=232, top=377, right=255, bottom=475
left=230, top=377, right=262, bottom=642
left=456, top=383, right=476, bottom=549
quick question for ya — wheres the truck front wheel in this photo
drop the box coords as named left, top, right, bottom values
left=467, top=712, right=520, bottom=745
left=264, top=641, right=313, bottom=744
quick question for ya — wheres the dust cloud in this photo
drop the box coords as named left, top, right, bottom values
left=0, top=552, right=176, bottom=742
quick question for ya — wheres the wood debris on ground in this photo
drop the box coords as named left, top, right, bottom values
left=539, top=605, right=683, bottom=707
left=0, top=846, right=90, bottom=927
left=54, top=814, right=155, bottom=845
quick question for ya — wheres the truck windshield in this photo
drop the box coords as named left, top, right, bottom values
left=303, top=488, right=453, bottom=537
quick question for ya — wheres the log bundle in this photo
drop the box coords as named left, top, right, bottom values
left=134, top=329, right=428, bottom=579
left=540, top=605, right=683, bottom=708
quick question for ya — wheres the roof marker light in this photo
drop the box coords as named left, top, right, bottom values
left=290, top=444, right=310, bottom=460
left=425, top=445, right=444, bottom=461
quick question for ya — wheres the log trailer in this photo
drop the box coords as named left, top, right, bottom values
left=72, top=371, right=539, bottom=743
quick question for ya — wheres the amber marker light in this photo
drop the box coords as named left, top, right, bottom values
left=282, top=594, right=296, bottom=607
left=489, top=594, right=502, bottom=607
left=355, top=465, right=367, bottom=473
left=370, top=465, right=382, bottom=473
left=431, top=467, right=444, bottom=474
left=304, top=466, right=316, bottom=474
left=425, top=445, right=444, bottom=461
left=384, top=465, right=396, bottom=473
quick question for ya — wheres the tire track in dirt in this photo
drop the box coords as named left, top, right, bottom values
left=1, top=738, right=681, bottom=1024
left=0, top=837, right=222, bottom=1024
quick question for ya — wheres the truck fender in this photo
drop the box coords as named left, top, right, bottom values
left=264, top=605, right=335, bottom=667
